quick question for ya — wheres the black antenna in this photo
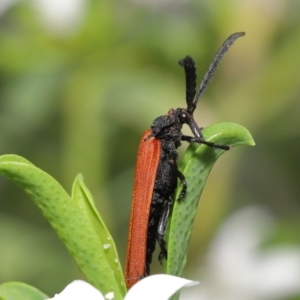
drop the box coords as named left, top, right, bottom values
left=188, top=32, right=245, bottom=114
left=178, top=56, right=197, bottom=109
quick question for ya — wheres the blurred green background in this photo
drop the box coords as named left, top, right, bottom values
left=1, top=0, right=300, bottom=298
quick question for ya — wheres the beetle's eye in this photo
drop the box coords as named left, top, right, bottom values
left=179, top=111, right=188, bottom=123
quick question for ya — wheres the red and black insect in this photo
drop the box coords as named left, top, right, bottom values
left=125, top=32, right=245, bottom=288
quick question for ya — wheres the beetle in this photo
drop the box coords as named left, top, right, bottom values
left=125, top=32, right=245, bottom=288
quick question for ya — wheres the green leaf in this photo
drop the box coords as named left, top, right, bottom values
left=71, top=174, right=126, bottom=295
left=166, top=122, right=254, bottom=277
left=0, top=282, right=48, bottom=300
left=0, top=155, right=125, bottom=300
left=0, top=154, right=34, bottom=166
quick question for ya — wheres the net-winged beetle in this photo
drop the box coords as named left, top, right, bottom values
left=125, top=32, right=245, bottom=288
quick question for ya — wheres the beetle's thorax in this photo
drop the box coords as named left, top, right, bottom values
left=150, top=108, right=186, bottom=141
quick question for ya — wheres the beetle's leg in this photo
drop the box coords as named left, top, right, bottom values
left=181, top=135, right=230, bottom=150
left=144, top=261, right=150, bottom=278
left=157, top=197, right=173, bottom=264
left=146, top=191, right=164, bottom=275
left=157, top=235, right=167, bottom=264
left=157, top=198, right=172, bottom=236
left=177, top=170, right=187, bottom=200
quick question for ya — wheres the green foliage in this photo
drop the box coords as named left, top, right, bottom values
left=167, top=123, right=254, bottom=300
left=0, top=282, right=48, bottom=300
left=71, top=175, right=126, bottom=295
left=167, top=123, right=254, bottom=277
left=0, top=155, right=125, bottom=299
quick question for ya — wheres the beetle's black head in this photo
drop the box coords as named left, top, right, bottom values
left=174, top=107, right=202, bottom=139
left=150, top=107, right=201, bottom=140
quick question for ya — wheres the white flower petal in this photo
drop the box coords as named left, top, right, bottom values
left=125, top=274, right=199, bottom=300
left=181, top=206, right=300, bottom=300
left=46, top=280, right=105, bottom=300
left=0, top=0, right=18, bottom=17
left=253, top=249, right=300, bottom=298
left=104, top=291, right=115, bottom=300
left=32, top=0, right=86, bottom=35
